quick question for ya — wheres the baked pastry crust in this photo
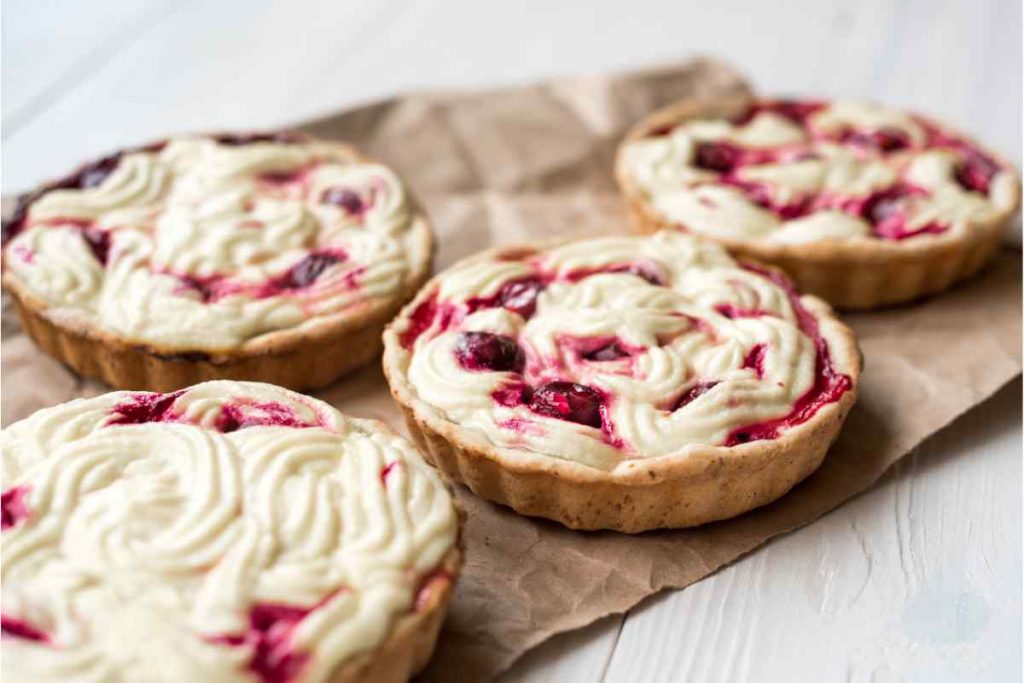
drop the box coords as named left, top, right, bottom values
left=382, top=236, right=861, bottom=533
left=615, top=94, right=1021, bottom=310
left=1, top=134, right=434, bottom=392
left=330, top=545, right=460, bottom=683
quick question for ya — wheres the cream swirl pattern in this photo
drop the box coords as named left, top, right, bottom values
left=2, top=135, right=430, bottom=351
left=621, top=99, right=1018, bottom=244
left=393, top=232, right=852, bottom=471
left=1, top=381, right=458, bottom=683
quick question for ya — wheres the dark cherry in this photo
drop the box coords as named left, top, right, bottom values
left=672, top=381, right=719, bottom=411
left=497, top=277, right=545, bottom=318
left=455, top=331, right=524, bottom=372
left=583, top=342, right=630, bottom=362
left=842, top=127, right=910, bottom=152
left=214, top=131, right=304, bottom=146
left=861, top=186, right=916, bottom=229
left=108, top=390, right=183, bottom=425
left=955, top=153, right=1000, bottom=195
left=82, top=228, right=111, bottom=265
left=762, top=99, right=825, bottom=124
left=529, top=381, right=603, bottom=428
left=79, top=155, right=121, bottom=189
left=694, top=141, right=741, bottom=173
left=274, top=252, right=345, bottom=290
left=320, top=187, right=365, bottom=215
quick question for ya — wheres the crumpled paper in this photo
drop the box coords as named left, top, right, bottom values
left=2, top=58, right=1020, bottom=681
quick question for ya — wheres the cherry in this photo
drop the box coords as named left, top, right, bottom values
left=74, top=154, right=122, bottom=190
left=82, top=228, right=111, bottom=265
left=495, top=277, right=545, bottom=318
left=320, top=187, right=365, bottom=215
left=455, top=331, right=524, bottom=372
left=672, top=381, right=719, bottom=411
left=273, top=252, right=345, bottom=290
left=694, top=141, right=740, bottom=173
left=529, top=382, right=603, bottom=428
left=1, top=486, right=31, bottom=531
left=955, top=153, right=1000, bottom=195
left=842, top=127, right=910, bottom=152
left=108, top=391, right=183, bottom=425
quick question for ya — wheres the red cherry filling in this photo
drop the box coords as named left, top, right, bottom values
left=955, top=152, right=1000, bottom=195
left=492, top=381, right=533, bottom=407
left=108, top=390, right=184, bottom=425
left=860, top=185, right=944, bottom=240
left=64, top=153, right=123, bottom=191
left=1, top=486, right=31, bottom=531
left=735, top=99, right=826, bottom=126
left=583, top=341, right=630, bottom=362
left=694, top=141, right=741, bottom=173
left=455, top=331, right=525, bottom=372
left=211, top=601, right=320, bottom=683
left=380, top=461, right=403, bottom=485
left=269, top=251, right=346, bottom=291
left=214, top=401, right=316, bottom=433
left=320, top=187, right=366, bottom=215
left=840, top=127, right=910, bottom=152
left=529, top=381, right=604, bottom=428
left=468, top=276, right=547, bottom=319
left=742, top=343, right=767, bottom=379
left=82, top=228, right=112, bottom=265
left=1, top=615, right=50, bottom=643
left=672, top=381, right=719, bottom=410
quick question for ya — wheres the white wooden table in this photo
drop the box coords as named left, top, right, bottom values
left=3, top=1, right=1021, bottom=680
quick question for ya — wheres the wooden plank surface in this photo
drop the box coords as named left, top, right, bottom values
left=3, top=1, right=1020, bottom=680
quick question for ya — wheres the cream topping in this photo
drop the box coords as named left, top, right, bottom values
left=622, top=100, right=1018, bottom=244
left=3, top=137, right=429, bottom=351
left=394, top=232, right=851, bottom=471
left=1, top=381, right=457, bottom=683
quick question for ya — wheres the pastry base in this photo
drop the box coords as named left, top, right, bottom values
left=331, top=546, right=462, bottom=683
left=6, top=288, right=415, bottom=392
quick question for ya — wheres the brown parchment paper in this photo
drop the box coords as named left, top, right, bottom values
left=2, top=59, right=1021, bottom=681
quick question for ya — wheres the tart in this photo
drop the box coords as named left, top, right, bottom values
left=1, top=132, right=434, bottom=391
left=382, top=231, right=860, bottom=532
left=616, top=95, right=1020, bottom=309
left=1, top=380, right=460, bottom=682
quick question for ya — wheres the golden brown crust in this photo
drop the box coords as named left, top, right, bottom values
left=614, top=94, right=1022, bottom=310
left=329, top=546, right=462, bottom=683
left=381, top=239, right=862, bottom=533
left=1, top=135, right=435, bottom=392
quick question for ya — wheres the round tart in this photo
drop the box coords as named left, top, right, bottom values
left=616, top=95, right=1020, bottom=309
left=382, top=231, right=860, bottom=532
left=1, top=133, right=434, bottom=391
left=1, top=380, right=460, bottom=682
